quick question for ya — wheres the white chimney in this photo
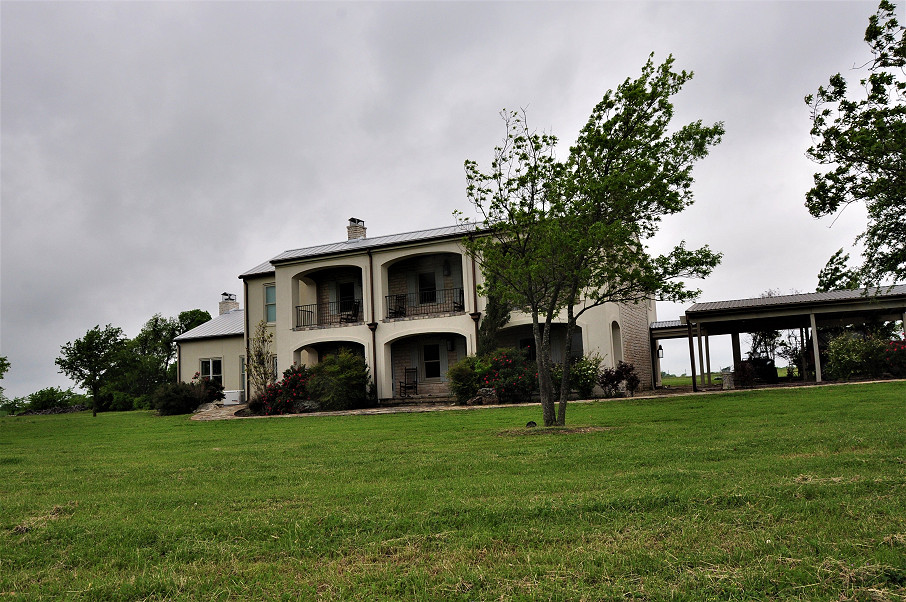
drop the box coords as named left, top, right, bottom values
left=347, top=217, right=366, bottom=240
left=219, top=292, right=239, bottom=315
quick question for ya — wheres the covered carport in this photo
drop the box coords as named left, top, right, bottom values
left=650, top=286, right=906, bottom=392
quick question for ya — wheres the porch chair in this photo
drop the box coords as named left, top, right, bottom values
left=399, top=368, right=418, bottom=398
left=339, top=300, right=361, bottom=323
left=388, top=294, right=407, bottom=318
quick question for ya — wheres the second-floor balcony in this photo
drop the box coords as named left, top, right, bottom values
left=385, top=288, right=465, bottom=319
left=296, top=299, right=363, bottom=328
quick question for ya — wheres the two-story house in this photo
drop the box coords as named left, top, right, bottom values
left=231, top=218, right=656, bottom=401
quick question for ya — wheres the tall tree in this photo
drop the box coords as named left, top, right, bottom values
left=178, top=309, right=212, bottom=334
left=806, top=0, right=906, bottom=285
left=56, top=325, right=127, bottom=417
left=464, top=54, right=723, bottom=426
left=0, top=356, right=9, bottom=404
left=816, top=249, right=861, bottom=292
left=247, top=320, right=275, bottom=398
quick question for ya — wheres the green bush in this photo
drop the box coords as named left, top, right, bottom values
left=551, top=354, right=603, bottom=399
left=153, top=377, right=224, bottom=416
left=598, top=361, right=639, bottom=397
left=476, top=347, right=535, bottom=404
left=826, top=333, right=890, bottom=380
left=307, top=349, right=373, bottom=412
left=447, top=355, right=483, bottom=403
left=26, top=387, right=82, bottom=412
left=252, top=364, right=312, bottom=416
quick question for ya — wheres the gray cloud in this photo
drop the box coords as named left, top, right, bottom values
left=1, top=1, right=885, bottom=395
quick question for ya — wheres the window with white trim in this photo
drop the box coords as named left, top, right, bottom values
left=265, top=284, right=276, bottom=323
left=200, top=358, right=223, bottom=385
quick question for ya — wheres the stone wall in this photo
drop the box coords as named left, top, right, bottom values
left=619, top=301, right=653, bottom=390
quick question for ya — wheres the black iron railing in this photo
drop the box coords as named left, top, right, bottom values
left=385, top=288, right=465, bottom=318
left=295, top=299, right=362, bottom=327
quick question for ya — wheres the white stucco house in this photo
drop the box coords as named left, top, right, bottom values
left=177, top=219, right=657, bottom=403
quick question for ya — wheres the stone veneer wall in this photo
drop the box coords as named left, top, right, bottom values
left=618, top=301, right=653, bottom=390
left=390, top=338, right=458, bottom=398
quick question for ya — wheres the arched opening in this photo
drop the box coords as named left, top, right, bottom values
left=611, top=321, right=623, bottom=364
left=291, top=265, right=364, bottom=328
left=383, top=252, right=465, bottom=318
left=387, top=333, right=467, bottom=398
left=294, top=341, right=366, bottom=367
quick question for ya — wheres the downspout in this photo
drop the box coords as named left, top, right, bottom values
left=469, top=237, right=481, bottom=347
left=243, top=277, right=250, bottom=402
left=176, top=343, right=181, bottom=383
left=367, top=250, right=379, bottom=398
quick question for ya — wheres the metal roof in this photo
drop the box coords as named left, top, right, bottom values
left=239, top=260, right=276, bottom=279
left=650, top=320, right=683, bottom=329
left=686, top=285, right=906, bottom=315
left=175, top=309, right=245, bottom=341
left=270, top=223, right=479, bottom=265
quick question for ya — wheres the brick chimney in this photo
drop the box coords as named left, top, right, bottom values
left=219, top=292, right=239, bottom=315
left=347, top=217, right=366, bottom=240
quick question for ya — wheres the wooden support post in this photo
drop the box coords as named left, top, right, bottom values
left=810, top=313, right=822, bottom=383
left=705, top=335, right=712, bottom=385
left=731, top=332, right=742, bottom=371
left=687, top=321, right=698, bottom=393
left=697, top=323, right=706, bottom=387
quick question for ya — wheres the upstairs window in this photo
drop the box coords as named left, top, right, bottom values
left=265, top=284, right=276, bottom=323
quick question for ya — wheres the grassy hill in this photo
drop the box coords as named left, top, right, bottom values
left=1, top=382, right=904, bottom=600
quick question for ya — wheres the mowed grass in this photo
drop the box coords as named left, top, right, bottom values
left=1, top=383, right=905, bottom=601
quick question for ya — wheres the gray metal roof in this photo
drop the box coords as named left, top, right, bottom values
left=650, top=320, right=683, bottom=329
left=239, top=260, right=276, bottom=279
left=175, top=309, right=245, bottom=341
left=270, top=223, right=479, bottom=265
left=687, top=285, right=906, bottom=314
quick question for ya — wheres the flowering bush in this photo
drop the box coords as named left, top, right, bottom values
left=885, top=335, right=906, bottom=377
left=476, top=347, right=535, bottom=404
left=253, top=364, right=312, bottom=416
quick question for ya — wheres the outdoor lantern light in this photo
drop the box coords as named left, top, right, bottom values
left=657, top=344, right=664, bottom=358
left=443, top=259, right=451, bottom=276
left=447, top=338, right=455, bottom=351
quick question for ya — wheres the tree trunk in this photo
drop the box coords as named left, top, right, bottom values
left=556, top=304, right=577, bottom=426
left=533, top=313, right=556, bottom=427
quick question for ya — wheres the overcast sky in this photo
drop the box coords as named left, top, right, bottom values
left=1, top=1, right=884, bottom=397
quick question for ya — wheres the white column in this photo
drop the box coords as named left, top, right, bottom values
left=810, top=313, right=822, bottom=383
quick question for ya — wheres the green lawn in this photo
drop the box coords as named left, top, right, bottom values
left=2, top=382, right=905, bottom=600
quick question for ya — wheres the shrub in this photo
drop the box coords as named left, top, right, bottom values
left=153, top=376, right=224, bottom=416
left=477, top=347, right=535, bottom=404
left=447, top=355, right=482, bottom=404
left=26, top=387, right=80, bottom=412
left=308, top=349, right=373, bottom=411
left=254, top=364, right=312, bottom=416
left=551, top=354, right=603, bottom=399
left=153, top=382, right=200, bottom=416
left=825, top=333, right=890, bottom=380
left=598, top=361, right=639, bottom=398
left=885, top=337, right=906, bottom=377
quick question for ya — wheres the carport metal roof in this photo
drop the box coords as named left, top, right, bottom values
left=649, top=285, right=906, bottom=391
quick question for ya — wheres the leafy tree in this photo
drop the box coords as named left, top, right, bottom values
left=805, top=0, right=906, bottom=285
left=816, top=249, right=861, bottom=292
left=248, top=319, right=275, bottom=398
left=178, top=309, right=212, bottom=333
left=55, top=325, right=127, bottom=417
left=463, top=54, right=723, bottom=426
left=0, top=355, right=9, bottom=403
left=476, top=282, right=511, bottom=356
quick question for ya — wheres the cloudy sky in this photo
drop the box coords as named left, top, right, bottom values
left=1, top=1, right=883, bottom=397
